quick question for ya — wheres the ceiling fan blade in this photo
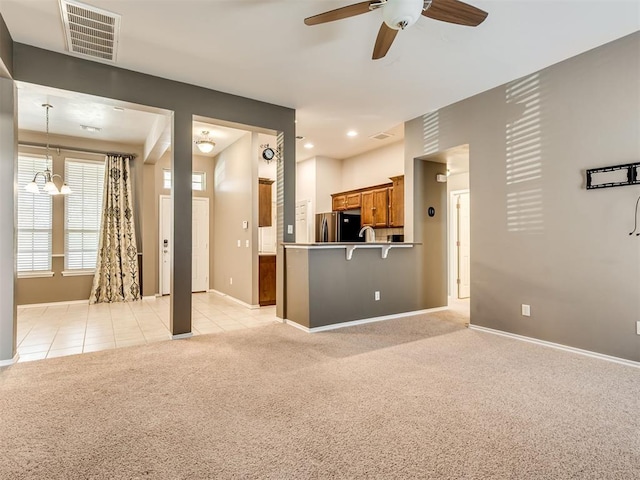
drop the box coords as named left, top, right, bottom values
left=372, top=22, right=399, bottom=60
left=422, top=0, right=488, bottom=27
left=304, top=1, right=375, bottom=26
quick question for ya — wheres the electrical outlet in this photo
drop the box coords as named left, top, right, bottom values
left=229, top=277, right=233, bottom=285
left=374, top=291, right=380, bottom=301
left=521, top=304, right=531, bottom=317
left=636, top=321, right=640, bottom=335
left=245, top=239, right=249, bottom=247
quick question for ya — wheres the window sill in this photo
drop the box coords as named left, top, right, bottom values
left=18, top=271, right=54, bottom=279
left=61, top=270, right=95, bottom=277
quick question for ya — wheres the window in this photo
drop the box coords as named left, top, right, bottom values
left=17, top=155, right=52, bottom=272
left=65, top=159, right=105, bottom=271
left=163, top=169, right=206, bottom=191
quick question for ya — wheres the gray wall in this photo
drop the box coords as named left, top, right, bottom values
left=413, top=160, right=448, bottom=309
left=286, top=247, right=423, bottom=329
left=8, top=43, right=295, bottom=340
left=213, top=133, right=254, bottom=304
left=0, top=77, right=16, bottom=363
left=0, top=12, right=12, bottom=77
left=405, top=32, right=640, bottom=362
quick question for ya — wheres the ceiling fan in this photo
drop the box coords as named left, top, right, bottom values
left=304, top=0, right=488, bottom=60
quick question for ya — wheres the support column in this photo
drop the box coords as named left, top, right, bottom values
left=169, top=110, right=192, bottom=337
left=0, top=77, right=17, bottom=365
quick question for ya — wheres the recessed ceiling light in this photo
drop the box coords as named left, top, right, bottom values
left=113, top=106, right=125, bottom=112
left=304, top=142, right=314, bottom=149
left=347, top=130, right=358, bottom=137
left=81, top=125, right=101, bottom=133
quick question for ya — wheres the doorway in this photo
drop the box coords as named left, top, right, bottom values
left=451, top=190, right=470, bottom=299
left=159, top=195, right=210, bottom=295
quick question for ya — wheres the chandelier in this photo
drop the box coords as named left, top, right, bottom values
left=24, top=104, right=72, bottom=195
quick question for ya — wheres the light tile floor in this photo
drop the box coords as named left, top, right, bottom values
left=17, top=293, right=279, bottom=363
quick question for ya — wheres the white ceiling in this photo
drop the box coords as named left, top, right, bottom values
left=2, top=1, right=639, bottom=163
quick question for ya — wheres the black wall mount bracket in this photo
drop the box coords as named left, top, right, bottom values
left=586, top=162, right=640, bottom=190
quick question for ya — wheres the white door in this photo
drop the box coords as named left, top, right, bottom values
left=192, top=198, right=209, bottom=292
left=159, top=196, right=209, bottom=295
left=457, top=192, right=470, bottom=299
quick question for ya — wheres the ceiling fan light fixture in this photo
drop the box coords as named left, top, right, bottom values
left=195, top=131, right=216, bottom=153
left=383, top=0, right=423, bottom=30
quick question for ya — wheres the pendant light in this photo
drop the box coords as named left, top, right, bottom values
left=195, top=130, right=216, bottom=154
left=24, top=104, right=72, bottom=196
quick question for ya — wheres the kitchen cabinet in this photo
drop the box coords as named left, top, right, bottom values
left=331, top=192, right=361, bottom=211
left=361, top=188, right=389, bottom=227
left=332, top=193, right=347, bottom=211
left=259, top=254, right=276, bottom=306
left=389, top=175, right=404, bottom=227
left=259, top=178, right=274, bottom=227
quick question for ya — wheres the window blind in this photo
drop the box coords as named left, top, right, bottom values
left=65, top=159, right=105, bottom=270
left=17, top=156, right=52, bottom=272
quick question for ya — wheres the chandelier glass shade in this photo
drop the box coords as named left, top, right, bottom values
left=195, top=131, right=216, bottom=154
left=25, top=104, right=72, bottom=196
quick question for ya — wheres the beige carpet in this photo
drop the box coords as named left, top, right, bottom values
left=0, top=310, right=638, bottom=479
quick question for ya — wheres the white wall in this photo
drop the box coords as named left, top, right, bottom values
left=447, top=172, right=469, bottom=194
left=341, top=141, right=404, bottom=191
left=315, top=156, right=342, bottom=213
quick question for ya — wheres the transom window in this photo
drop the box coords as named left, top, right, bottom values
left=163, top=169, right=206, bottom=191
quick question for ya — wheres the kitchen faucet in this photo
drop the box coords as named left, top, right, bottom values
left=358, top=225, right=375, bottom=243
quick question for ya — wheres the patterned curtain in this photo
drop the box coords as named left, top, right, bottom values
left=90, top=155, right=140, bottom=303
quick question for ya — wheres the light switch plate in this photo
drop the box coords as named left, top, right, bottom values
left=636, top=321, right=640, bottom=335
left=287, top=224, right=293, bottom=234
left=242, top=221, right=248, bottom=229
left=521, top=304, right=531, bottom=317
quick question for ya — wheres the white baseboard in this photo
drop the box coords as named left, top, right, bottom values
left=0, top=352, right=19, bottom=367
left=285, top=307, right=448, bottom=333
left=18, top=299, right=89, bottom=309
left=469, top=325, right=640, bottom=369
left=208, top=290, right=260, bottom=309
left=172, top=332, right=193, bottom=340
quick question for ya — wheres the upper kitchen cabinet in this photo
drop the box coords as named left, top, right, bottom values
left=331, top=191, right=361, bottom=211
left=259, top=178, right=274, bottom=227
left=361, top=188, right=389, bottom=227
left=388, top=175, right=404, bottom=227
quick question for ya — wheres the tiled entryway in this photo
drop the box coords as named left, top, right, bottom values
left=16, top=293, right=279, bottom=363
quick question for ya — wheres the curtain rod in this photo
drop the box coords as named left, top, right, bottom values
left=18, top=141, right=137, bottom=159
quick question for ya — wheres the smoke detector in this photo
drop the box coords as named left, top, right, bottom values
left=59, top=0, right=121, bottom=63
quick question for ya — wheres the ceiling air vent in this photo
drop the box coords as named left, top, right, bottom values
left=59, top=0, right=121, bottom=63
left=370, top=132, right=394, bottom=141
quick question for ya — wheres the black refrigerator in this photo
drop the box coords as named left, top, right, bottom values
left=315, top=212, right=364, bottom=243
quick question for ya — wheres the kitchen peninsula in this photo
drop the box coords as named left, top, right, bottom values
left=283, top=242, right=438, bottom=331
